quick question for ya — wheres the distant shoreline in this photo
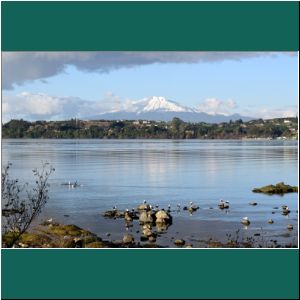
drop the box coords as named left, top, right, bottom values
left=1, top=137, right=298, bottom=141
left=2, top=117, right=298, bottom=140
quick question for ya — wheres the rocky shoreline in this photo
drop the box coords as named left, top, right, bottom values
left=3, top=198, right=298, bottom=248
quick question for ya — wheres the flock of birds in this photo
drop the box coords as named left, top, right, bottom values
left=112, top=200, right=198, bottom=214
left=62, top=180, right=293, bottom=228
left=61, top=181, right=81, bottom=188
left=61, top=182, right=295, bottom=239
left=108, top=198, right=294, bottom=232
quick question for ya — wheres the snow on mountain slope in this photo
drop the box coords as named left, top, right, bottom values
left=130, top=96, right=194, bottom=113
left=87, top=96, right=253, bottom=123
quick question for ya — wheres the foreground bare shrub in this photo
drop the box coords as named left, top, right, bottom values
left=2, top=162, right=55, bottom=247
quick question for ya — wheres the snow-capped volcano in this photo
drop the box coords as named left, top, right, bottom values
left=130, top=96, right=195, bottom=113
left=87, top=96, right=253, bottom=123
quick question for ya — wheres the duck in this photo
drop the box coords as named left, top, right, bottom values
left=188, top=202, right=199, bottom=213
left=241, top=217, right=250, bottom=226
left=282, top=206, right=290, bottom=215
left=218, top=199, right=229, bottom=209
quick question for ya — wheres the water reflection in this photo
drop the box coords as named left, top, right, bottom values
left=1, top=139, right=298, bottom=238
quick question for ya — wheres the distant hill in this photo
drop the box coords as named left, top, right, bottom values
left=2, top=117, right=298, bottom=140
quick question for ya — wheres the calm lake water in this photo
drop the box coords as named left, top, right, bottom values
left=2, top=139, right=298, bottom=247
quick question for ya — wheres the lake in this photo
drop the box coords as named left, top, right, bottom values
left=1, top=139, right=298, bottom=247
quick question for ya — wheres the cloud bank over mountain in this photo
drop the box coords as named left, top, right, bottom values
left=3, top=52, right=296, bottom=90
left=2, top=93, right=297, bottom=123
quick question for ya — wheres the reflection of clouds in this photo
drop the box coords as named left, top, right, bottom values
left=282, top=146, right=298, bottom=161
left=144, top=155, right=175, bottom=176
left=141, top=151, right=180, bottom=183
left=205, top=158, right=218, bottom=176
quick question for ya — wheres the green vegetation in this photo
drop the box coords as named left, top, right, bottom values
left=2, top=223, right=101, bottom=248
left=2, top=117, right=298, bottom=139
left=252, top=182, right=298, bottom=194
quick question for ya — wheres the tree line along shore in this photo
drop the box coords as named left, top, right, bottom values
left=2, top=117, right=298, bottom=139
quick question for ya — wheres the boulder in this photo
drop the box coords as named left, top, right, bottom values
left=139, top=211, right=153, bottom=224
left=148, top=236, right=156, bottom=243
left=124, top=212, right=133, bottom=222
left=140, top=236, right=148, bottom=242
left=18, top=242, right=29, bottom=248
left=174, top=239, right=185, bottom=246
left=73, top=237, right=83, bottom=248
left=103, top=210, right=125, bottom=218
left=137, top=204, right=151, bottom=211
left=123, top=234, right=134, bottom=244
left=156, top=222, right=169, bottom=232
left=155, top=210, right=171, bottom=224
left=142, top=227, right=153, bottom=237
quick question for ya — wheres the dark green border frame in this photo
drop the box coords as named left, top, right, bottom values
left=2, top=249, right=299, bottom=299
left=1, top=1, right=299, bottom=51
left=1, top=1, right=299, bottom=299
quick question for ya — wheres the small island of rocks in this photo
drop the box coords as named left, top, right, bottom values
left=252, top=182, right=298, bottom=194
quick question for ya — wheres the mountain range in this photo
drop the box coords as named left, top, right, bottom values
left=87, top=96, right=253, bottom=123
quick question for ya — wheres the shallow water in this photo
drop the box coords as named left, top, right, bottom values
left=2, top=139, right=298, bottom=247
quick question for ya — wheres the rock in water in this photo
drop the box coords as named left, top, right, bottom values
left=139, top=211, right=153, bottom=224
left=123, top=234, right=134, bottom=244
left=148, top=236, right=156, bottom=243
left=252, top=182, right=298, bottom=194
left=124, top=212, right=133, bottom=222
left=156, top=222, right=169, bottom=232
left=155, top=210, right=171, bottom=224
left=174, top=239, right=185, bottom=246
left=142, top=227, right=153, bottom=237
left=137, top=203, right=151, bottom=211
left=103, top=210, right=125, bottom=218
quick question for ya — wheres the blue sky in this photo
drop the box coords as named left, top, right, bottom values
left=2, top=52, right=298, bottom=121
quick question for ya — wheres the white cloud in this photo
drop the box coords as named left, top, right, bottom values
left=226, top=99, right=237, bottom=109
left=242, top=106, right=298, bottom=119
left=196, top=98, right=238, bottom=115
left=2, top=51, right=297, bottom=90
left=1, top=90, right=141, bottom=122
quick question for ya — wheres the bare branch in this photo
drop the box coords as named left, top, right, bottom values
left=2, top=162, right=55, bottom=247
